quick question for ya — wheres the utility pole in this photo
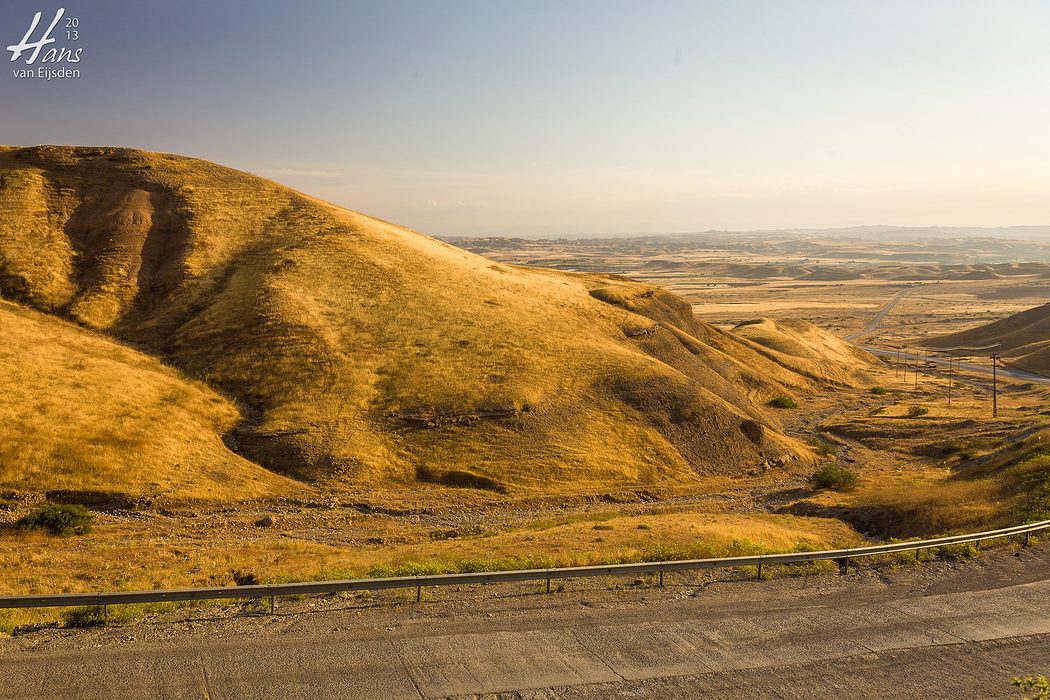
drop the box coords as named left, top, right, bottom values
left=895, top=346, right=902, bottom=378
left=946, top=356, right=953, bottom=407
left=914, top=351, right=920, bottom=389
left=991, top=353, right=1000, bottom=418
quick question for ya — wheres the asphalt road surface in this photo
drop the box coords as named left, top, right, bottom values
left=844, top=285, right=917, bottom=341
left=3, top=544, right=1049, bottom=699
left=842, top=282, right=1050, bottom=386
left=863, top=346, right=1050, bottom=386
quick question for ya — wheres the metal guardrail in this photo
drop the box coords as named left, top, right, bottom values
left=1, top=519, right=1047, bottom=613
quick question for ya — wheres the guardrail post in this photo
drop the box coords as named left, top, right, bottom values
left=1, top=521, right=1044, bottom=615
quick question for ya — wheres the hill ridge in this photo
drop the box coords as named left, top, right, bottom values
left=924, top=302, right=1050, bottom=377
left=0, top=145, right=876, bottom=496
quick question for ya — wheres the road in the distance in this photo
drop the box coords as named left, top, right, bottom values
left=863, top=346, right=1050, bottom=386
left=840, top=281, right=1050, bottom=386
left=3, top=545, right=1049, bottom=699
left=844, top=284, right=918, bottom=341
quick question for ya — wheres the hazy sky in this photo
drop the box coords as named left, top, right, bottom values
left=3, top=1, right=1049, bottom=236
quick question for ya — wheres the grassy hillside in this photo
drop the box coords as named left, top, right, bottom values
left=0, top=300, right=294, bottom=501
left=0, top=146, right=875, bottom=495
left=731, top=318, right=877, bottom=385
left=924, top=302, right=1050, bottom=376
left=851, top=427, right=1050, bottom=536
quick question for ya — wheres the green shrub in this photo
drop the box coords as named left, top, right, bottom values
left=592, top=524, right=613, bottom=531
left=62, top=606, right=106, bottom=628
left=767, top=396, right=798, bottom=409
left=935, top=440, right=963, bottom=455
left=906, top=405, right=929, bottom=418
left=231, top=570, right=260, bottom=586
left=808, top=439, right=839, bottom=458
left=1018, top=455, right=1050, bottom=522
left=1013, top=676, right=1049, bottom=700
left=17, top=504, right=94, bottom=536
left=936, top=543, right=978, bottom=561
left=870, top=386, right=888, bottom=395
left=810, top=463, right=858, bottom=491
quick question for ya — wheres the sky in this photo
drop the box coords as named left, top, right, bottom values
left=2, top=1, right=1050, bottom=237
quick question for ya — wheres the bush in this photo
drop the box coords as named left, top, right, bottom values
left=906, top=405, right=929, bottom=418
left=936, top=543, right=978, bottom=561
left=808, top=439, right=839, bottom=458
left=231, top=570, right=260, bottom=586
left=1013, top=676, right=1049, bottom=700
left=870, top=386, right=888, bottom=395
left=62, top=606, right=106, bottom=628
left=810, top=463, right=858, bottom=491
left=936, top=440, right=963, bottom=455
left=17, top=504, right=93, bottom=536
left=767, top=396, right=798, bottom=409
left=1019, top=456, right=1050, bottom=522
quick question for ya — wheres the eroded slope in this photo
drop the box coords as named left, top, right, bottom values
left=0, top=146, right=876, bottom=492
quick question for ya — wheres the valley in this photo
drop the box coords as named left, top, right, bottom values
left=1, top=148, right=1048, bottom=635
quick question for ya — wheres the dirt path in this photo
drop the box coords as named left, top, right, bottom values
left=3, top=542, right=1048, bottom=699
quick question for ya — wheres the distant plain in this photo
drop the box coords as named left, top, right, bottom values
left=1, top=150, right=1048, bottom=633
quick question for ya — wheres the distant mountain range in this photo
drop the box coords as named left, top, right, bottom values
left=443, top=225, right=1050, bottom=243
left=445, top=228, right=1050, bottom=266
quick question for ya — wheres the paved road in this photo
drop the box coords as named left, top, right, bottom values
left=841, top=282, right=1050, bottom=385
left=3, top=546, right=1049, bottom=699
left=863, top=346, right=1050, bottom=386
left=844, top=285, right=917, bottom=341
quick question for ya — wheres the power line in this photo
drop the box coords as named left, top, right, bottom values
left=991, top=352, right=1000, bottom=418
left=947, top=356, right=953, bottom=407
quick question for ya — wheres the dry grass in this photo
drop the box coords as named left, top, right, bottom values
left=0, top=300, right=294, bottom=500
left=924, top=302, right=1050, bottom=375
left=0, top=509, right=859, bottom=631
left=0, top=146, right=877, bottom=494
left=853, top=478, right=1007, bottom=535
left=732, top=317, right=877, bottom=386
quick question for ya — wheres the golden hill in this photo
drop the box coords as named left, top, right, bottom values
left=0, top=299, right=294, bottom=501
left=0, top=146, right=876, bottom=495
left=924, top=302, right=1050, bottom=376
left=731, top=318, right=877, bottom=385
